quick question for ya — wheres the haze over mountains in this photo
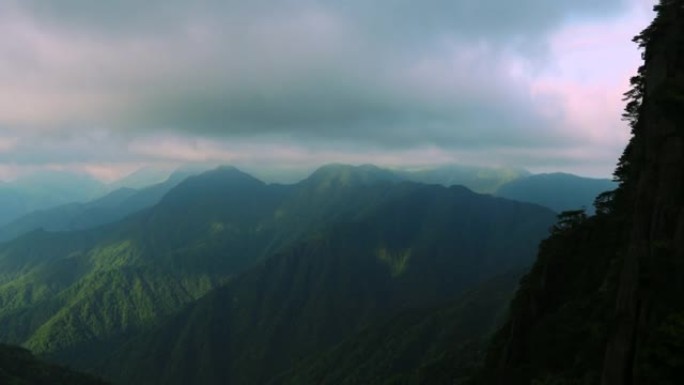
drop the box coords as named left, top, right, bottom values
left=495, top=173, right=617, bottom=213
left=0, top=164, right=615, bottom=244
left=0, top=170, right=196, bottom=242
left=0, top=172, right=107, bottom=227
left=0, top=163, right=556, bottom=383
left=0, top=162, right=622, bottom=384
left=1, top=0, right=677, bottom=384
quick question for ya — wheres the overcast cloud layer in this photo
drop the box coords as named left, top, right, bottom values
left=0, top=0, right=656, bottom=181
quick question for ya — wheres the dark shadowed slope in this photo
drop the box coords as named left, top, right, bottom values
left=271, top=270, right=522, bottom=385
left=478, top=2, right=684, bottom=384
left=0, top=344, right=110, bottom=385
left=101, top=183, right=554, bottom=385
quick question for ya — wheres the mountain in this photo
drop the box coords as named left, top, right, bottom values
left=271, top=270, right=522, bottom=385
left=305, top=163, right=402, bottom=187
left=394, top=166, right=614, bottom=213
left=0, top=164, right=610, bottom=245
left=0, top=166, right=287, bottom=366
left=399, top=165, right=529, bottom=194
left=0, top=166, right=405, bottom=366
left=0, top=187, right=27, bottom=229
left=476, top=3, right=684, bottom=384
left=107, top=167, right=174, bottom=190
left=0, top=163, right=553, bottom=384
left=0, top=171, right=107, bottom=226
left=98, top=180, right=554, bottom=385
left=0, top=344, right=109, bottom=385
left=495, top=173, right=617, bottom=213
left=0, top=190, right=136, bottom=243
left=0, top=170, right=196, bottom=242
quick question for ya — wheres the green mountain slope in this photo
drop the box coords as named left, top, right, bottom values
left=477, top=2, right=684, bottom=384
left=0, top=163, right=555, bottom=382
left=100, top=183, right=554, bottom=385
left=0, top=165, right=475, bottom=368
left=0, top=167, right=289, bottom=366
left=271, top=270, right=522, bottom=385
left=0, top=344, right=109, bottom=385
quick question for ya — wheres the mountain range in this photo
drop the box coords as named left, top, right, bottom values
left=495, top=172, right=617, bottom=213
left=0, top=164, right=556, bottom=384
left=0, top=1, right=679, bottom=384
left=0, top=164, right=614, bottom=245
left=0, top=171, right=108, bottom=227
left=0, top=170, right=195, bottom=243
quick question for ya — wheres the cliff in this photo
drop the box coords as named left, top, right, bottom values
left=479, top=1, right=684, bottom=384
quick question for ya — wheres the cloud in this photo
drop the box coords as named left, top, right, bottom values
left=0, top=0, right=652, bottom=178
left=14, top=0, right=629, bottom=39
left=0, top=137, right=19, bottom=153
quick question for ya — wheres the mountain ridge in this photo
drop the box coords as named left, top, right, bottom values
left=0, top=163, right=556, bottom=377
left=97, top=176, right=555, bottom=385
left=0, top=170, right=198, bottom=243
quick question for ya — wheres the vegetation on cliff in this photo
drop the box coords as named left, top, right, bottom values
left=478, top=1, right=684, bottom=384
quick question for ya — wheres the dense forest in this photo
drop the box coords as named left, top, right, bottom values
left=0, top=344, right=109, bottom=385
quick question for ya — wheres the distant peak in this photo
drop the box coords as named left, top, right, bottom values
left=522, top=172, right=615, bottom=182
left=304, top=164, right=400, bottom=187
left=312, top=163, right=389, bottom=174
left=213, top=165, right=241, bottom=173
left=176, top=165, right=263, bottom=188
left=193, top=165, right=264, bottom=184
left=159, top=166, right=266, bottom=205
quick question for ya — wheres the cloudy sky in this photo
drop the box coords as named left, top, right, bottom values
left=0, top=0, right=656, bottom=181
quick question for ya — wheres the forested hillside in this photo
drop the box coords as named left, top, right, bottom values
left=0, top=344, right=109, bottom=385
left=271, top=271, right=522, bottom=385
left=0, top=164, right=555, bottom=382
left=100, top=182, right=552, bottom=385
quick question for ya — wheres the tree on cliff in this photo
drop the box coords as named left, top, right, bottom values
left=477, top=1, right=684, bottom=384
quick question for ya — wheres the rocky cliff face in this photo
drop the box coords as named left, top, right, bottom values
left=604, top=3, right=684, bottom=384
left=479, top=2, right=684, bottom=384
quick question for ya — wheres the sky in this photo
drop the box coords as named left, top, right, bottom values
left=0, top=0, right=657, bottom=182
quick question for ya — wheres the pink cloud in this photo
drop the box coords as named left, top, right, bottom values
left=0, top=137, right=19, bottom=152
left=524, top=0, right=654, bottom=173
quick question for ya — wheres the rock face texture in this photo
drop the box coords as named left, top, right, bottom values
left=479, top=2, right=684, bottom=384
left=603, top=4, right=684, bottom=384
